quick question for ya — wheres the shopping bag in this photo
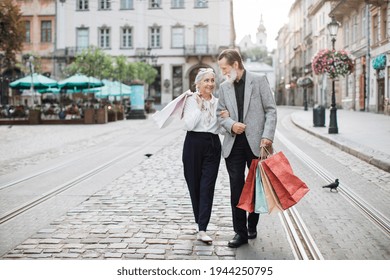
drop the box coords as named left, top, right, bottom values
left=254, top=164, right=269, bottom=214
left=261, top=151, right=309, bottom=210
left=237, top=158, right=260, bottom=213
left=259, top=163, right=283, bottom=214
left=152, top=90, right=192, bottom=128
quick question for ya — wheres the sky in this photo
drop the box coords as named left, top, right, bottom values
left=233, top=0, right=296, bottom=51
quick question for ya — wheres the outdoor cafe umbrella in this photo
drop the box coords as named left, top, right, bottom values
left=58, top=74, right=104, bottom=91
left=92, top=80, right=132, bottom=98
left=9, top=73, right=58, bottom=90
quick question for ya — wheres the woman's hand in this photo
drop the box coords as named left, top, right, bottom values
left=194, top=94, right=203, bottom=110
left=220, top=109, right=230, bottom=118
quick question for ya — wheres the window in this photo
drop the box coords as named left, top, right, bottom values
left=24, top=21, right=31, bottom=43
left=195, top=26, right=207, bottom=53
left=41, top=21, right=52, bottom=43
left=194, top=0, right=208, bottom=8
left=149, top=0, right=161, bottom=9
left=121, top=27, right=133, bottom=48
left=77, top=0, right=89, bottom=10
left=380, top=6, right=387, bottom=42
left=172, top=66, right=183, bottom=98
left=343, top=20, right=350, bottom=47
left=150, top=26, right=161, bottom=48
left=361, top=8, right=366, bottom=39
left=352, top=15, right=357, bottom=43
left=172, top=0, right=184, bottom=8
left=77, top=28, right=89, bottom=51
left=121, top=0, right=133, bottom=9
left=171, top=26, right=184, bottom=48
left=99, top=0, right=111, bottom=10
left=99, top=27, right=110, bottom=48
left=372, top=14, right=379, bottom=44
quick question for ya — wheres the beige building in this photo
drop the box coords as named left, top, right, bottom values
left=275, top=0, right=389, bottom=114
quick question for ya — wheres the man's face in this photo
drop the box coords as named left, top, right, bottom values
left=218, top=57, right=237, bottom=83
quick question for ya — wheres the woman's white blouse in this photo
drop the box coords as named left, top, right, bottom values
left=182, top=94, right=220, bottom=134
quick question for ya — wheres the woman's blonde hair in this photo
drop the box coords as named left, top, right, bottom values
left=194, top=68, right=215, bottom=91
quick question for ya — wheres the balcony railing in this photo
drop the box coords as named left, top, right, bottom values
left=184, top=44, right=218, bottom=56
left=65, top=47, right=87, bottom=57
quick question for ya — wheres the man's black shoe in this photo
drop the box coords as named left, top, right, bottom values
left=248, top=231, right=257, bottom=239
left=228, top=234, right=248, bottom=248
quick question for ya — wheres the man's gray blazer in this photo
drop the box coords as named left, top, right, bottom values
left=217, top=71, right=277, bottom=158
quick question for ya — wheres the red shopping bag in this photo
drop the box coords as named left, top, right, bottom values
left=260, top=151, right=309, bottom=210
left=237, top=158, right=260, bottom=213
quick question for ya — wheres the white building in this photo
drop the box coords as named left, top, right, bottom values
left=55, top=0, right=235, bottom=106
left=237, top=14, right=267, bottom=52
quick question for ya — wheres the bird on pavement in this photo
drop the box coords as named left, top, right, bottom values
left=322, top=179, right=339, bottom=192
left=144, top=153, right=153, bottom=158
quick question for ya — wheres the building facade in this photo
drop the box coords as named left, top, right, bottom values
left=275, top=0, right=389, bottom=115
left=55, top=0, right=235, bottom=106
left=4, top=0, right=235, bottom=107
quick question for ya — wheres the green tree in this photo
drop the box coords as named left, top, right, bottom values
left=130, top=62, right=157, bottom=85
left=64, top=46, right=113, bottom=79
left=0, top=0, right=25, bottom=66
left=112, top=55, right=129, bottom=82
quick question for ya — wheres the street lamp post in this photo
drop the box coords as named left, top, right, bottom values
left=327, top=16, right=340, bottom=134
left=28, top=56, right=36, bottom=104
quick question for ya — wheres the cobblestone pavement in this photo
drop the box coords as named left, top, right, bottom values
left=2, top=132, right=241, bottom=260
left=1, top=108, right=388, bottom=260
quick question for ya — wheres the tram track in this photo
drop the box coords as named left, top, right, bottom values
left=276, top=130, right=390, bottom=240
left=0, top=127, right=180, bottom=226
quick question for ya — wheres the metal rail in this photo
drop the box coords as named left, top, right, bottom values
left=0, top=131, right=173, bottom=225
left=276, top=131, right=390, bottom=237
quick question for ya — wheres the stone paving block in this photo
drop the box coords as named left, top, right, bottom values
left=108, top=243, right=128, bottom=249
left=43, top=248, right=63, bottom=254
left=145, top=254, right=165, bottom=260
left=38, top=239, right=62, bottom=244
left=122, top=253, right=145, bottom=259
left=136, top=249, right=165, bottom=255
left=104, top=252, right=123, bottom=258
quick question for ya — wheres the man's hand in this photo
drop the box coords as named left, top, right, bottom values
left=232, top=122, right=246, bottom=134
left=260, top=138, right=273, bottom=159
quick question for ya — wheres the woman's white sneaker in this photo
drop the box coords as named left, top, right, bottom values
left=197, top=231, right=212, bottom=243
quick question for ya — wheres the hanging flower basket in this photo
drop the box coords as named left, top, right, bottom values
left=372, top=54, right=386, bottom=70
left=311, top=49, right=355, bottom=79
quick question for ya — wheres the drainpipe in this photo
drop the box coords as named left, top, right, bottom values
left=365, top=2, right=370, bottom=112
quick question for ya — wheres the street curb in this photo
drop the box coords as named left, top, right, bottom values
left=290, top=116, right=390, bottom=173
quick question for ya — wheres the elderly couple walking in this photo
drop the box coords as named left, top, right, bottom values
left=181, top=49, right=277, bottom=248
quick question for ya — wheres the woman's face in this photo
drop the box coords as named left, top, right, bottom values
left=198, top=73, right=215, bottom=95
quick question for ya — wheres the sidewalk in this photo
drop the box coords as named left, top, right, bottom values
left=290, top=108, right=390, bottom=172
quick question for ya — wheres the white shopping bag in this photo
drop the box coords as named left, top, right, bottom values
left=152, top=90, right=192, bottom=128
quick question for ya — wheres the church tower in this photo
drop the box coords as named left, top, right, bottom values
left=256, top=14, right=267, bottom=50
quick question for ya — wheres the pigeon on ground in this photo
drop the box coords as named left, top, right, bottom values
left=144, top=153, right=153, bottom=158
left=322, top=179, right=339, bottom=192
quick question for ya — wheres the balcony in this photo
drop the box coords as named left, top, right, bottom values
left=184, top=44, right=218, bottom=57
left=65, top=47, right=87, bottom=57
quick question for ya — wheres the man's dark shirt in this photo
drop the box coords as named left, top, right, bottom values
left=234, top=70, right=246, bottom=123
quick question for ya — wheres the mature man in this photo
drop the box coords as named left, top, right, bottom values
left=217, top=49, right=277, bottom=248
